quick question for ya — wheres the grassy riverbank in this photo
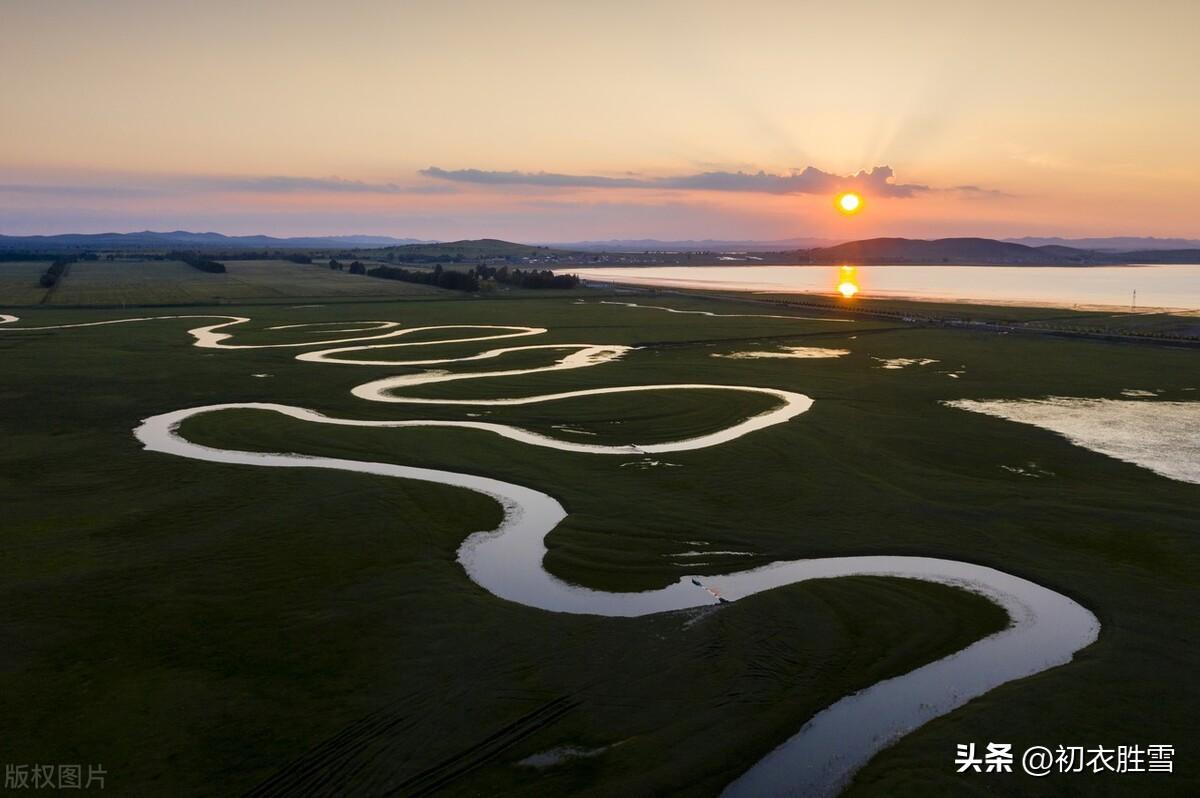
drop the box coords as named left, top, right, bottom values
left=1, top=291, right=1196, bottom=795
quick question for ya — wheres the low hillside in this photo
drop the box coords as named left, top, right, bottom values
left=373, top=239, right=578, bottom=261
left=800, top=237, right=1104, bottom=265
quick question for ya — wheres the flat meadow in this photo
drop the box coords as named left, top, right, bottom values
left=1, top=258, right=448, bottom=307
left=0, top=261, right=56, bottom=305
left=0, top=286, right=1196, bottom=796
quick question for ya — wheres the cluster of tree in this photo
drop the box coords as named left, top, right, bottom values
left=383, top=251, right=467, bottom=264
left=39, top=257, right=75, bottom=288
left=171, top=251, right=227, bottom=274
left=367, top=263, right=480, bottom=291
left=1, top=250, right=97, bottom=263
left=327, top=259, right=367, bottom=274
left=177, top=250, right=274, bottom=261
left=143, top=249, right=364, bottom=262
left=474, top=265, right=580, bottom=289
left=0, top=250, right=60, bottom=262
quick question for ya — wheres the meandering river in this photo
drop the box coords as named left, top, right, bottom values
left=1, top=309, right=1100, bottom=795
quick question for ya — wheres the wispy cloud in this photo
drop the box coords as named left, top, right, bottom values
left=0, top=183, right=166, bottom=198
left=421, top=165, right=933, bottom=198
left=951, top=184, right=1015, bottom=198
left=3, top=169, right=1002, bottom=201
left=0, top=175, right=457, bottom=198
left=190, top=175, right=456, bottom=195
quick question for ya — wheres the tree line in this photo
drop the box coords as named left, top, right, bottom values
left=474, top=265, right=580, bottom=289
left=381, top=251, right=468, bottom=264
left=367, top=263, right=480, bottom=291
left=362, top=263, right=580, bottom=292
left=170, top=251, right=227, bottom=273
left=328, top=259, right=366, bottom=274
left=39, top=257, right=75, bottom=288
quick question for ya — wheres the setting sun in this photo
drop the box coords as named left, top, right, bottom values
left=836, top=192, right=862, bottom=214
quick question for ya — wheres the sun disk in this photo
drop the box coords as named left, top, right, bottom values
left=836, top=192, right=862, bottom=214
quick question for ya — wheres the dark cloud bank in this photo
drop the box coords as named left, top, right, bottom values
left=421, top=165, right=947, bottom=197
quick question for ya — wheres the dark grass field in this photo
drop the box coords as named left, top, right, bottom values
left=1, top=289, right=1197, bottom=796
left=726, top=288, right=1200, bottom=340
left=0, top=259, right=452, bottom=307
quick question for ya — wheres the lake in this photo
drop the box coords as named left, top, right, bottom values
left=561, top=264, right=1200, bottom=311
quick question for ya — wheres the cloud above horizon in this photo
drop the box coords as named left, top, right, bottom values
left=194, top=175, right=456, bottom=195
left=1, top=167, right=1007, bottom=203
left=421, top=165, right=934, bottom=197
left=0, top=175, right=456, bottom=198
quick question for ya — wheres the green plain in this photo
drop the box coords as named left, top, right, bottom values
left=1, top=286, right=1196, bottom=796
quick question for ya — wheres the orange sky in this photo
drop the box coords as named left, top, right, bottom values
left=2, top=0, right=1198, bottom=240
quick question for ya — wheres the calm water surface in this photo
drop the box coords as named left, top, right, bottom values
left=565, top=264, right=1200, bottom=310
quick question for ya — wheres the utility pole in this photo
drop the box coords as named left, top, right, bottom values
left=1132, top=289, right=1136, bottom=310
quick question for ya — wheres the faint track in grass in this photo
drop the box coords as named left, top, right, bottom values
left=243, top=696, right=579, bottom=798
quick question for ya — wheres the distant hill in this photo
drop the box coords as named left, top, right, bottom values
left=557, top=236, right=1200, bottom=255
left=1006, top=236, right=1200, bottom=251
left=375, top=239, right=578, bottom=258
left=3, top=231, right=1197, bottom=266
left=799, top=237, right=1105, bottom=265
left=1114, top=249, right=1200, bottom=264
left=0, top=230, right=435, bottom=251
left=552, top=237, right=842, bottom=252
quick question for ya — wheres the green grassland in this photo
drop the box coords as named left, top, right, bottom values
left=720, top=288, right=1200, bottom=340
left=0, top=261, right=57, bottom=304
left=0, top=259, right=451, bottom=307
left=1, top=289, right=1197, bottom=796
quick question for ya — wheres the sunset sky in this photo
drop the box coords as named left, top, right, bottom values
left=3, top=0, right=1198, bottom=241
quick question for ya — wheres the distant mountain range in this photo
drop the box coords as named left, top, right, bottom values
left=803, top=237, right=1097, bottom=265
left=799, top=237, right=1200, bottom=265
left=0, top=230, right=434, bottom=250
left=1004, top=236, right=1200, bottom=251
left=549, top=237, right=842, bottom=252
left=385, top=237, right=1199, bottom=265
left=557, top=235, right=1200, bottom=253
left=1, top=231, right=1198, bottom=266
